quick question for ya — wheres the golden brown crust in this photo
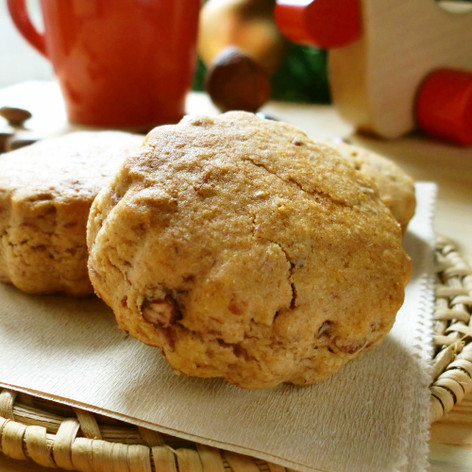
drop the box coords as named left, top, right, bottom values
left=319, top=140, right=416, bottom=231
left=88, top=112, right=411, bottom=388
left=0, top=131, right=143, bottom=296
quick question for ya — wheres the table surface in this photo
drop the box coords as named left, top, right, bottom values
left=0, top=81, right=471, bottom=472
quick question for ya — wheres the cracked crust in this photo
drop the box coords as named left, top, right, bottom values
left=87, top=111, right=411, bottom=389
left=319, top=140, right=416, bottom=232
left=0, top=131, right=144, bottom=296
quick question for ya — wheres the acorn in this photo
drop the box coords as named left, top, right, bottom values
left=205, top=46, right=271, bottom=112
left=0, top=106, right=32, bottom=127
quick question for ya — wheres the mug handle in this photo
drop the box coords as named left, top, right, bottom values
left=7, top=0, right=48, bottom=58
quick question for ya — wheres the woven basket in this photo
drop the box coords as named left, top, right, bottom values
left=1, top=237, right=471, bottom=472
left=430, top=237, right=472, bottom=422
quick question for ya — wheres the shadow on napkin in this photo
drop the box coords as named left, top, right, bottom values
left=0, top=183, right=436, bottom=472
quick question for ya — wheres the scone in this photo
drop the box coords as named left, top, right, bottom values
left=87, top=112, right=411, bottom=389
left=0, top=131, right=144, bottom=296
left=320, top=140, right=416, bottom=231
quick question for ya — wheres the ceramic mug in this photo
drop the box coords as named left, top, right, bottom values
left=7, top=0, right=201, bottom=129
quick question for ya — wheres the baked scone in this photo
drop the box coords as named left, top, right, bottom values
left=320, top=140, right=416, bottom=231
left=87, top=112, right=411, bottom=389
left=0, top=131, right=144, bottom=296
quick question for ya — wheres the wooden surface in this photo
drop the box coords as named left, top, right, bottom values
left=329, top=0, right=472, bottom=139
left=1, top=81, right=472, bottom=471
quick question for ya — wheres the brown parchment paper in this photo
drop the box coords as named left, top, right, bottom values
left=0, top=183, right=436, bottom=472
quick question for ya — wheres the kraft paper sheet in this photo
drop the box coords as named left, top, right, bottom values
left=0, top=182, right=437, bottom=472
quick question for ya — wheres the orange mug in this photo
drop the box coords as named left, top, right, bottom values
left=7, top=0, right=201, bottom=129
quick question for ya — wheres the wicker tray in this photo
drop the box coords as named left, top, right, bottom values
left=1, top=236, right=471, bottom=472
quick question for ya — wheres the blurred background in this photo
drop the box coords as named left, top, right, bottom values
left=0, top=0, right=330, bottom=103
left=1, top=0, right=471, bottom=105
left=0, top=1, right=52, bottom=87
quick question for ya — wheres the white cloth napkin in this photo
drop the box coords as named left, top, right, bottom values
left=0, top=183, right=436, bottom=472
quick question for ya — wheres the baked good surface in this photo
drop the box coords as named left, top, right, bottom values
left=320, top=140, right=416, bottom=231
left=0, top=131, right=144, bottom=296
left=87, top=112, right=411, bottom=389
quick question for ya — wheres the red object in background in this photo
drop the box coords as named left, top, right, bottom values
left=7, top=0, right=200, bottom=129
left=416, top=69, right=472, bottom=146
left=274, top=0, right=361, bottom=49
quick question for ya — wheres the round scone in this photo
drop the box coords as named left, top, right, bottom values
left=87, top=112, right=411, bottom=389
left=320, top=140, right=416, bottom=231
left=0, top=131, right=144, bottom=296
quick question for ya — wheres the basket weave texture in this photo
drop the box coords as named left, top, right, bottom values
left=430, top=237, right=472, bottom=422
left=0, top=237, right=471, bottom=472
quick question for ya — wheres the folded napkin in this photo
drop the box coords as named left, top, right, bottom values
left=0, top=182, right=436, bottom=472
